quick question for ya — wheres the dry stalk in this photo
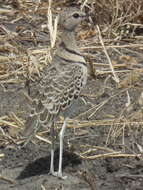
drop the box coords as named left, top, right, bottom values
left=47, top=0, right=58, bottom=48
left=0, top=153, right=4, bottom=158
left=0, top=119, right=20, bottom=129
left=41, top=184, right=47, bottom=190
left=79, top=152, right=142, bottom=160
left=75, top=89, right=127, bottom=119
left=81, top=43, right=143, bottom=50
left=81, top=0, right=89, bottom=10
left=56, top=119, right=143, bottom=129
left=97, top=25, right=119, bottom=82
left=80, top=144, right=116, bottom=153
left=9, top=112, right=24, bottom=127
left=35, top=134, right=51, bottom=144
left=0, top=175, right=16, bottom=184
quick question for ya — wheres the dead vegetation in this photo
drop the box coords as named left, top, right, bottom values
left=0, top=0, right=143, bottom=162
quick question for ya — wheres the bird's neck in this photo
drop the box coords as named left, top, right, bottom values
left=56, top=29, right=86, bottom=65
left=60, top=30, right=78, bottom=50
left=54, top=28, right=88, bottom=85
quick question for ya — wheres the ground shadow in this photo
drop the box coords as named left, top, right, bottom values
left=17, top=148, right=81, bottom=180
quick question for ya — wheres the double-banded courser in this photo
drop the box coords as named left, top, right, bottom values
left=23, top=8, right=88, bottom=179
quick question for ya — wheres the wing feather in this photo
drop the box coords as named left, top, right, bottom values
left=26, top=64, right=84, bottom=130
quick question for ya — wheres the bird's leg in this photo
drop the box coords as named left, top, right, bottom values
left=50, top=123, right=56, bottom=175
left=50, top=118, right=68, bottom=179
left=58, top=118, right=68, bottom=179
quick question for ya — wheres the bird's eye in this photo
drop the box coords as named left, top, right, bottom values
left=72, top=13, right=80, bottom=18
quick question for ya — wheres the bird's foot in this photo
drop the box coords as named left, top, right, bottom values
left=49, top=170, right=67, bottom=179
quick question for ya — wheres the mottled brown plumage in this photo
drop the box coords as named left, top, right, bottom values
left=23, top=8, right=88, bottom=179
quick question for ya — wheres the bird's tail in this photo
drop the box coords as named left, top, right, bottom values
left=22, top=115, right=39, bottom=138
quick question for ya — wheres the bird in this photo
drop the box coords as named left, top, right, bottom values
left=23, top=8, right=88, bottom=179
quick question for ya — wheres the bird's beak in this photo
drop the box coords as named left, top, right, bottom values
left=81, top=12, right=87, bottom=18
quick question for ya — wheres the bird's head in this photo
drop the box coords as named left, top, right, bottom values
left=59, top=8, right=86, bottom=31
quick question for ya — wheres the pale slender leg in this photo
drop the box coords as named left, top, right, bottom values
left=49, top=122, right=57, bottom=175
left=49, top=118, right=68, bottom=179
left=58, top=118, right=68, bottom=179
left=50, top=149, right=54, bottom=173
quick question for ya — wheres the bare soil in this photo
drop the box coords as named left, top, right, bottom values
left=0, top=77, right=143, bottom=190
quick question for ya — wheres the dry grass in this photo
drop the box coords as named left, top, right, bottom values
left=0, top=0, right=143, bottom=160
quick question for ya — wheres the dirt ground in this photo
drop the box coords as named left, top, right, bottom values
left=0, top=77, right=143, bottom=190
left=0, top=1, right=143, bottom=190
